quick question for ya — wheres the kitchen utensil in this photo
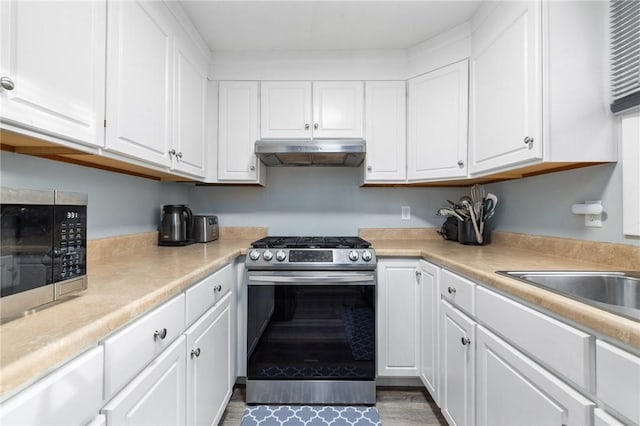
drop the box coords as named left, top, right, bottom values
left=438, top=207, right=464, bottom=221
left=459, top=195, right=473, bottom=205
left=460, top=199, right=483, bottom=244
left=470, top=184, right=485, bottom=205
left=159, top=204, right=194, bottom=246
left=485, top=192, right=498, bottom=210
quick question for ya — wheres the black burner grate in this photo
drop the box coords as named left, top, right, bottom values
left=250, top=236, right=371, bottom=249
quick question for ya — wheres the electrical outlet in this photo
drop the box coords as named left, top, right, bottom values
left=401, top=206, right=411, bottom=220
left=585, top=213, right=603, bottom=228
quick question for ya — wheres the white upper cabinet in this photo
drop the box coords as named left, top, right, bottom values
left=260, top=81, right=364, bottom=139
left=469, top=1, right=542, bottom=175
left=172, top=25, right=208, bottom=178
left=261, top=82, right=312, bottom=139
left=469, top=1, right=616, bottom=176
left=0, top=0, right=106, bottom=147
left=408, top=60, right=469, bottom=181
left=218, top=81, right=264, bottom=183
left=363, top=81, right=407, bottom=183
left=105, top=0, right=174, bottom=167
left=313, top=82, right=364, bottom=138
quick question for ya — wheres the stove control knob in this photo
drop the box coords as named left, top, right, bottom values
left=362, top=250, right=373, bottom=262
left=276, top=250, right=287, bottom=261
left=249, top=250, right=261, bottom=261
left=263, top=250, right=273, bottom=261
left=349, top=250, right=359, bottom=261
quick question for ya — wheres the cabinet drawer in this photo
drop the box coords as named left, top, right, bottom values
left=476, top=286, right=594, bottom=391
left=102, top=336, right=186, bottom=426
left=596, top=340, right=640, bottom=424
left=103, top=294, right=185, bottom=398
left=0, top=346, right=104, bottom=426
left=440, top=269, right=476, bottom=315
left=185, top=264, right=234, bottom=326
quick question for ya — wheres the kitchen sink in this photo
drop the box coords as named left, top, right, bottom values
left=498, top=271, right=640, bottom=321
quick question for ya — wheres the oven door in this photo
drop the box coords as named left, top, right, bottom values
left=246, top=270, right=376, bottom=382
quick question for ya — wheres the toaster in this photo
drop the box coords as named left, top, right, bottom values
left=192, top=215, right=219, bottom=243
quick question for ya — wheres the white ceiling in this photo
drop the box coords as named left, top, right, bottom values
left=179, top=1, right=482, bottom=52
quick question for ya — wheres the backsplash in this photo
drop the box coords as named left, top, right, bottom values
left=189, top=167, right=467, bottom=235
left=0, top=152, right=190, bottom=239
left=486, top=163, right=638, bottom=246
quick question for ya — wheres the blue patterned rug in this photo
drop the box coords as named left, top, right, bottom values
left=240, top=405, right=382, bottom=426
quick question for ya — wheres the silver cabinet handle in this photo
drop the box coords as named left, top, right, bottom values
left=1, top=77, right=15, bottom=91
left=305, top=123, right=310, bottom=130
left=168, top=149, right=176, bottom=156
left=458, top=160, right=464, bottom=167
left=461, top=337, right=471, bottom=346
left=176, top=152, right=183, bottom=159
left=524, top=136, right=534, bottom=145
left=249, top=165, right=256, bottom=171
left=367, top=166, right=372, bottom=172
left=191, top=348, right=201, bottom=358
left=448, top=286, right=456, bottom=294
left=213, top=284, right=222, bottom=292
left=154, top=328, right=167, bottom=341
left=314, top=123, right=319, bottom=130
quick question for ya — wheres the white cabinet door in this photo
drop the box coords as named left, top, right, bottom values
left=377, top=259, right=420, bottom=377
left=0, top=1, right=106, bottom=147
left=440, top=300, right=475, bottom=426
left=102, top=336, right=187, bottom=426
left=469, top=1, right=542, bottom=174
left=172, top=29, right=207, bottom=178
left=408, top=60, right=469, bottom=181
left=476, top=326, right=594, bottom=426
left=261, top=82, right=312, bottom=139
left=218, top=81, right=262, bottom=182
left=419, top=260, right=440, bottom=403
left=186, top=292, right=233, bottom=426
left=364, top=81, right=407, bottom=183
left=596, top=340, right=640, bottom=424
left=0, top=346, right=104, bottom=426
left=312, top=82, right=364, bottom=138
left=105, top=0, right=173, bottom=167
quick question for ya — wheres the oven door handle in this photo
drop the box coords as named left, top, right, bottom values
left=247, top=273, right=375, bottom=285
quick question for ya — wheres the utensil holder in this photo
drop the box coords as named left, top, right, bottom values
left=458, top=219, right=489, bottom=245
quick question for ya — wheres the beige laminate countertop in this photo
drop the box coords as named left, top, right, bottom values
left=1, top=232, right=638, bottom=401
left=0, top=238, right=252, bottom=400
left=371, top=238, right=640, bottom=352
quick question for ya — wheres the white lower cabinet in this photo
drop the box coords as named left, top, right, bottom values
left=440, top=300, right=476, bottom=426
left=0, top=346, right=104, bottom=426
left=102, top=336, right=187, bottom=425
left=595, top=340, right=640, bottom=424
left=377, top=259, right=421, bottom=377
left=186, top=291, right=233, bottom=426
left=476, top=325, right=594, bottom=426
left=418, top=259, right=440, bottom=402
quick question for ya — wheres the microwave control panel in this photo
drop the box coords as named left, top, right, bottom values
left=53, top=205, right=87, bottom=282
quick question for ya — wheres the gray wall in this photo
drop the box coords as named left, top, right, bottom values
left=189, top=167, right=466, bottom=236
left=2, top=152, right=636, bottom=246
left=0, top=151, right=191, bottom=239
left=486, top=163, right=638, bottom=246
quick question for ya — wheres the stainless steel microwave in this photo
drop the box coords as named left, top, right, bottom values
left=0, top=187, right=88, bottom=322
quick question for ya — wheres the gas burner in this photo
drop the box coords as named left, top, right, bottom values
left=251, top=236, right=371, bottom=249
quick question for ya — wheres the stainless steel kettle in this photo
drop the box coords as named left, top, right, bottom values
left=159, top=204, right=193, bottom=246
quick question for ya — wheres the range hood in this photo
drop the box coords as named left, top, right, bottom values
left=255, top=139, right=366, bottom=167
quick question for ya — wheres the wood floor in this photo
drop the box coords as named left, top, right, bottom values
left=219, top=386, right=447, bottom=426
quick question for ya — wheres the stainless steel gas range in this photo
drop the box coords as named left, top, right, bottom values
left=245, top=236, right=377, bottom=405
